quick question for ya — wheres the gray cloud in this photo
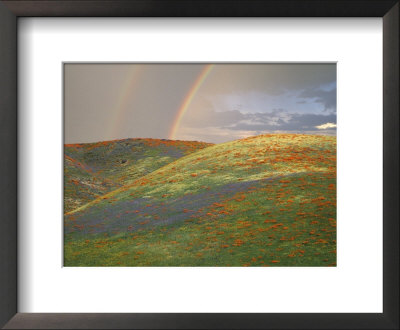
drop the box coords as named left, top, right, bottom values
left=183, top=101, right=336, bottom=135
left=228, top=112, right=337, bottom=132
left=201, top=64, right=336, bottom=96
left=183, top=105, right=336, bottom=134
left=298, top=87, right=336, bottom=112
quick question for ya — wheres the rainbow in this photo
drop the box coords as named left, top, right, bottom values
left=106, top=65, right=143, bottom=139
left=168, top=64, right=214, bottom=140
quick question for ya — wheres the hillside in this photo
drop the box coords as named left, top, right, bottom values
left=65, top=134, right=336, bottom=267
left=64, top=138, right=212, bottom=213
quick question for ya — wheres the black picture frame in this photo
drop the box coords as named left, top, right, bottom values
left=0, top=1, right=398, bottom=329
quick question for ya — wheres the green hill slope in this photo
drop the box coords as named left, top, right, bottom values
left=65, top=134, right=336, bottom=267
left=64, top=138, right=212, bottom=213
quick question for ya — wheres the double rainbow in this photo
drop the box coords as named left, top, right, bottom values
left=107, top=64, right=213, bottom=141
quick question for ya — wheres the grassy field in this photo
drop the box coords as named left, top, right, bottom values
left=64, top=134, right=336, bottom=267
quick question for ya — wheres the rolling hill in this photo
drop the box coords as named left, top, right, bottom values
left=64, top=138, right=212, bottom=212
left=64, top=134, right=336, bottom=267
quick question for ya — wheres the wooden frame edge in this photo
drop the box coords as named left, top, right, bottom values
left=0, top=0, right=17, bottom=328
left=0, top=1, right=398, bottom=329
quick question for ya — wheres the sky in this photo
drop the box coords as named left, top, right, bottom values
left=64, top=63, right=336, bottom=144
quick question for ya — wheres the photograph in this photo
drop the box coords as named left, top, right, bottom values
left=64, top=63, right=337, bottom=267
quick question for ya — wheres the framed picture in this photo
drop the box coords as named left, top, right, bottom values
left=62, top=62, right=337, bottom=268
left=0, top=1, right=398, bottom=329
